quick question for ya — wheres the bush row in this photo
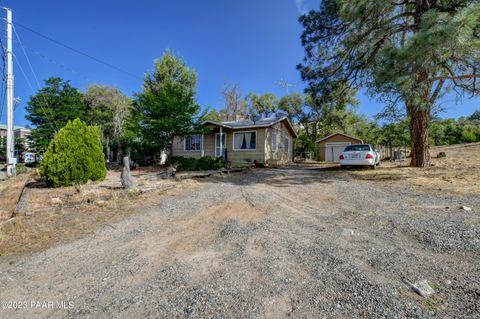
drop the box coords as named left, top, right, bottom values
left=173, top=156, right=225, bottom=171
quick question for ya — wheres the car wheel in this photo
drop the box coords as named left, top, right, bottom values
left=370, top=164, right=376, bottom=170
left=340, top=165, right=346, bottom=169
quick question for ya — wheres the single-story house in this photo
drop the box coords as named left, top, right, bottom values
left=172, top=116, right=297, bottom=167
left=316, top=133, right=363, bottom=162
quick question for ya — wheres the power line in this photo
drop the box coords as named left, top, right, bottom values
left=13, top=54, right=58, bottom=134
left=12, top=21, right=142, bottom=80
left=15, top=42, right=92, bottom=83
left=13, top=25, right=41, bottom=87
left=12, top=26, right=60, bottom=133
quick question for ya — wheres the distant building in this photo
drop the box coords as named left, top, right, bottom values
left=0, top=124, right=32, bottom=155
left=0, top=124, right=32, bottom=139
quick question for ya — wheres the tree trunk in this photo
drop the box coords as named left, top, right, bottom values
left=121, top=156, right=135, bottom=189
left=116, top=142, right=122, bottom=164
left=409, top=109, right=431, bottom=167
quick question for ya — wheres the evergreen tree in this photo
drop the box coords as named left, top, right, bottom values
left=26, top=77, right=88, bottom=152
left=40, top=118, right=106, bottom=187
left=298, top=0, right=480, bottom=167
left=134, top=50, right=201, bottom=159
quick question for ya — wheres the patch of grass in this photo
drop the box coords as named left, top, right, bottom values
left=354, top=171, right=406, bottom=181
left=16, top=163, right=27, bottom=175
left=421, top=295, right=440, bottom=313
left=429, top=281, right=444, bottom=292
left=126, top=189, right=142, bottom=199
left=13, top=218, right=24, bottom=231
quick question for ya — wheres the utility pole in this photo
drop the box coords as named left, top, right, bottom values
left=5, top=7, right=15, bottom=177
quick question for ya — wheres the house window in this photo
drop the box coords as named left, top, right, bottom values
left=233, top=131, right=256, bottom=150
left=184, top=135, right=201, bottom=151
left=272, top=133, right=278, bottom=151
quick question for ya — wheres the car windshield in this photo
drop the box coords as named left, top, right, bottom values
left=344, top=145, right=371, bottom=152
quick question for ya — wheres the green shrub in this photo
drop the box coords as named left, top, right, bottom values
left=15, top=163, right=27, bottom=175
left=40, top=118, right=107, bottom=187
left=173, top=156, right=225, bottom=171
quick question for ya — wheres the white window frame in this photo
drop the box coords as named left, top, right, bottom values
left=233, top=131, right=257, bottom=151
left=184, top=135, right=202, bottom=151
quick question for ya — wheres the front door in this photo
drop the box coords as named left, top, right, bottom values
left=215, top=133, right=226, bottom=157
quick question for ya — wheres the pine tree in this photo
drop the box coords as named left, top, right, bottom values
left=298, top=0, right=480, bottom=167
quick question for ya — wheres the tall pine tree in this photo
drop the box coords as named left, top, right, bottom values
left=298, top=0, right=480, bottom=167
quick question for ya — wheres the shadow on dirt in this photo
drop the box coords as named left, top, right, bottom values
left=196, top=164, right=355, bottom=187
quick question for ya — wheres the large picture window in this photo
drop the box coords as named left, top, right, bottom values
left=233, top=131, right=256, bottom=150
left=184, top=135, right=201, bottom=151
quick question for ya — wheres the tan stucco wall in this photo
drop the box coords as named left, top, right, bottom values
left=317, top=134, right=363, bottom=161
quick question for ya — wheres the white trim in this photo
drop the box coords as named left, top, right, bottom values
left=232, top=130, right=257, bottom=151
left=184, top=135, right=202, bottom=152
left=215, top=132, right=227, bottom=157
left=325, top=142, right=351, bottom=162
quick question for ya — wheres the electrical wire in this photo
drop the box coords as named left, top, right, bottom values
left=13, top=24, right=60, bottom=132
left=13, top=53, right=59, bottom=134
left=14, top=41, right=91, bottom=84
left=12, top=21, right=142, bottom=80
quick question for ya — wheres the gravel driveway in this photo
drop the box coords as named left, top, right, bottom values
left=0, top=167, right=479, bottom=318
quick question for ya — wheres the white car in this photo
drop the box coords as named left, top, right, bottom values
left=339, top=144, right=380, bottom=169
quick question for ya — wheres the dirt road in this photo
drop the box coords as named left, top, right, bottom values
left=0, top=167, right=479, bottom=318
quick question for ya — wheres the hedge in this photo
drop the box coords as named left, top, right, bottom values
left=173, top=156, right=225, bottom=171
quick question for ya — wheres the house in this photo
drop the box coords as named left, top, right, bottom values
left=0, top=124, right=32, bottom=155
left=0, top=124, right=31, bottom=139
left=172, top=116, right=297, bottom=167
left=316, top=133, right=363, bottom=162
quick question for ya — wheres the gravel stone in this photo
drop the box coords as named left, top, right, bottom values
left=0, top=167, right=479, bottom=318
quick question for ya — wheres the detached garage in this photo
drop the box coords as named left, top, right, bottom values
left=316, top=133, right=363, bottom=162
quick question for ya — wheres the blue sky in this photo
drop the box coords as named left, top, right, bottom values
left=0, top=0, right=478, bottom=127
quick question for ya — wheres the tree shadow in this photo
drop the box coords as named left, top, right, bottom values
left=25, top=179, right=48, bottom=189
left=194, top=165, right=352, bottom=187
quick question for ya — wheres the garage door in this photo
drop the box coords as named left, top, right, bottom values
left=325, top=142, right=351, bottom=162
